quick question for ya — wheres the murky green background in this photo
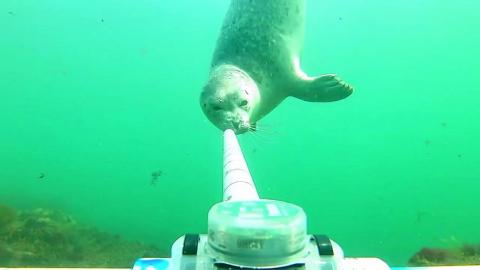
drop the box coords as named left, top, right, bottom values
left=1, top=0, right=479, bottom=266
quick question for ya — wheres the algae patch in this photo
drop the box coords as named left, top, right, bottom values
left=409, top=244, right=480, bottom=266
left=0, top=203, right=162, bottom=267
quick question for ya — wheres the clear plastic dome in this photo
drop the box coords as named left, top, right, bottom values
left=207, top=199, right=308, bottom=267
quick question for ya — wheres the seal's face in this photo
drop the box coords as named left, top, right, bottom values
left=201, top=81, right=253, bottom=134
left=200, top=66, right=259, bottom=134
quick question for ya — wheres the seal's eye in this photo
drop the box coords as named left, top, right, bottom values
left=240, top=100, right=248, bottom=107
left=213, top=106, right=222, bottom=111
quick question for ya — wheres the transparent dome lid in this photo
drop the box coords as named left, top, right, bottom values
left=207, top=199, right=308, bottom=267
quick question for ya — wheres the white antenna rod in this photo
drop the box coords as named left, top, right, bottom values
left=223, top=129, right=259, bottom=201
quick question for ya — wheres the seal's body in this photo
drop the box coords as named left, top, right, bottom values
left=201, top=0, right=353, bottom=134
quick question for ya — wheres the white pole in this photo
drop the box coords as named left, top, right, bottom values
left=223, top=129, right=259, bottom=201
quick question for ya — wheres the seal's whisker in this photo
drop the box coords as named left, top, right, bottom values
left=251, top=123, right=282, bottom=136
left=249, top=133, right=269, bottom=147
left=248, top=127, right=279, bottom=145
left=244, top=131, right=262, bottom=152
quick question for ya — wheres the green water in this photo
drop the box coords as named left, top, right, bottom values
left=1, top=0, right=479, bottom=267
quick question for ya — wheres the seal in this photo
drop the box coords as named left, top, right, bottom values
left=200, top=0, right=353, bottom=134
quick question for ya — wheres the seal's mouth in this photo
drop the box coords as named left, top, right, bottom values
left=231, top=121, right=250, bottom=134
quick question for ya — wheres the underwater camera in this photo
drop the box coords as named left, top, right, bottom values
left=132, top=129, right=389, bottom=270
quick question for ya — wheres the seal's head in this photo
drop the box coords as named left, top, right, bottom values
left=200, top=65, right=260, bottom=134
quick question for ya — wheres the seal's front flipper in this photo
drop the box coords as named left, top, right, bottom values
left=291, top=74, right=353, bottom=102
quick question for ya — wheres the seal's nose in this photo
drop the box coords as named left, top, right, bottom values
left=231, top=121, right=249, bottom=134
left=232, top=122, right=240, bottom=130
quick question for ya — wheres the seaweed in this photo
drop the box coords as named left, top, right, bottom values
left=409, top=244, right=480, bottom=266
left=0, top=203, right=163, bottom=267
left=0, top=204, right=16, bottom=230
